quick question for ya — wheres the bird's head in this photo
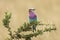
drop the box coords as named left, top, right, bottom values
left=29, top=8, right=35, bottom=12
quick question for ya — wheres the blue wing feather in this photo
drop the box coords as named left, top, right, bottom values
left=29, top=17, right=37, bottom=23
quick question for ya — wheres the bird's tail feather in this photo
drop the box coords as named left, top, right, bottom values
left=32, top=25, right=36, bottom=32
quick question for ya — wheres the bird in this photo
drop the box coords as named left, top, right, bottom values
left=29, top=8, right=37, bottom=32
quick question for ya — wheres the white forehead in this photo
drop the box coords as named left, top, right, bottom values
left=29, top=8, right=35, bottom=10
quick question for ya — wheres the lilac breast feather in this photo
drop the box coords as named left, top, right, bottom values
left=29, top=11, right=36, bottom=19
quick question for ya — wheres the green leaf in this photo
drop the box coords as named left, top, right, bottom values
left=25, top=37, right=31, bottom=40
left=37, top=30, right=43, bottom=35
left=48, top=27, right=51, bottom=32
left=16, top=33, right=21, bottom=38
left=34, top=33, right=38, bottom=37
left=23, top=22, right=27, bottom=28
left=18, top=28, right=21, bottom=33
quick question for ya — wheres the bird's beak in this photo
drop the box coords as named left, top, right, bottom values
left=33, top=9, right=35, bottom=11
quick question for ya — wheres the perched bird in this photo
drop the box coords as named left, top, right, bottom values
left=29, top=8, right=37, bottom=32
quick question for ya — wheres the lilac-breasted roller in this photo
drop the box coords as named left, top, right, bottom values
left=29, top=8, right=37, bottom=32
